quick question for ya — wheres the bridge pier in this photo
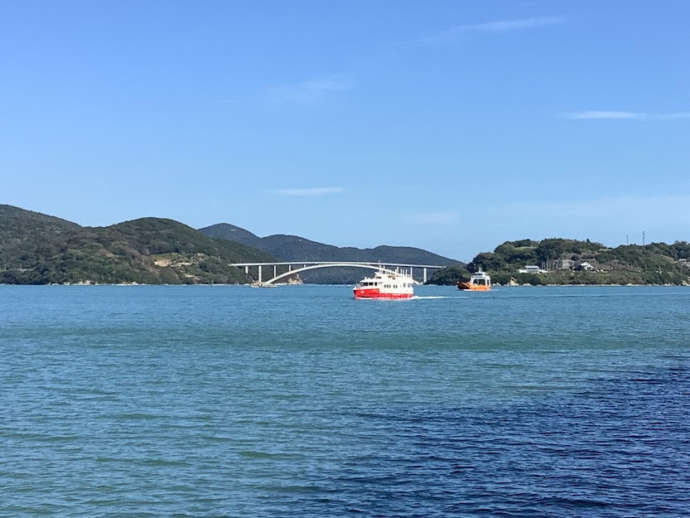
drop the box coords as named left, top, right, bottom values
left=423, top=268, right=427, bottom=283
left=273, top=265, right=277, bottom=278
left=244, top=266, right=248, bottom=275
left=258, top=265, right=262, bottom=283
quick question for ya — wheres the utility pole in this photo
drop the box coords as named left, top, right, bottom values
left=642, top=231, right=646, bottom=246
left=626, top=234, right=629, bottom=246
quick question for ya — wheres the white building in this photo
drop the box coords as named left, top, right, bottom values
left=518, top=265, right=546, bottom=274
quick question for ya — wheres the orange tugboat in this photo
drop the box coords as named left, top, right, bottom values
left=457, top=270, right=491, bottom=291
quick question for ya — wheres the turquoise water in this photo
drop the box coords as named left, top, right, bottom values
left=2, top=285, right=689, bottom=516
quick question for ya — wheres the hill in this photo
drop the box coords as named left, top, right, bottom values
left=200, top=223, right=265, bottom=250
left=428, top=238, right=690, bottom=286
left=0, top=205, right=274, bottom=284
left=199, top=223, right=460, bottom=283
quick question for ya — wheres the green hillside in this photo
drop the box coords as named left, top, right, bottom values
left=0, top=205, right=274, bottom=284
left=200, top=223, right=459, bottom=283
left=429, top=238, right=690, bottom=286
left=199, top=223, right=265, bottom=249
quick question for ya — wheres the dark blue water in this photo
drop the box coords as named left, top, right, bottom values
left=2, top=285, right=689, bottom=516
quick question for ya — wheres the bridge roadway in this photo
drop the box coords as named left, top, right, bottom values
left=229, top=261, right=446, bottom=285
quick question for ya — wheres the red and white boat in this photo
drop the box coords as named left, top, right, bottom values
left=353, top=269, right=415, bottom=299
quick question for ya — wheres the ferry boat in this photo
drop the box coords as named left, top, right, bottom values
left=457, top=270, right=491, bottom=291
left=353, top=269, right=415, bottom=299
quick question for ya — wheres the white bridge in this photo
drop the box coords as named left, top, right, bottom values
left=229, top=261, right=447, bottom=285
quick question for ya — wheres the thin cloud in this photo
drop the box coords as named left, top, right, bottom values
left=267, top=76, right=353, bottom=103
left=272, top=187, right=344, bottom=197
left=406, top=211, right=459, bottom=225
left=423, top=16, right=564, bottom=44
left=461, top=17, right=565, bottom=32
left=564, top=111, right=690, bottom=120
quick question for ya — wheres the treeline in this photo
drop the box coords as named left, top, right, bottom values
left=428, top=238, right=690, bottom=286
left=0, top=205, right=274, bottom=284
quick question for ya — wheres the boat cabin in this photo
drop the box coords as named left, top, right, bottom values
left=469, top=271, right=491, bottom=287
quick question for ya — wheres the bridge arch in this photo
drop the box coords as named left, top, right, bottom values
left=262, top=263, right=421, bottom=285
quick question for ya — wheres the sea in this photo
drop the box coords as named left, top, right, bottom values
left=2, top=285, right=689, bottom=517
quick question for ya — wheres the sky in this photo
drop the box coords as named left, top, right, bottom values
left=1, top=1, right=689, bottom=261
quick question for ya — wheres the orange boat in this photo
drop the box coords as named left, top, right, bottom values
left=457, top=270, right=491, bottom=291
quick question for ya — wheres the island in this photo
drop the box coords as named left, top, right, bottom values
left=428, top=239, right=690, bottom=286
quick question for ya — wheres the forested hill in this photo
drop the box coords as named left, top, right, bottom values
left=5, top=207, right=686, bottom=286
left=199, top=223, right=460, bottom=283
left=0, top=205, right=274, bottom=284
left=429, top=238, right=690, bottom=286
left=200, top=223, right=457, bottom=264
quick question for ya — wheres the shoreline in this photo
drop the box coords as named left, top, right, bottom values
left=0, top=282, right=688, bottom=288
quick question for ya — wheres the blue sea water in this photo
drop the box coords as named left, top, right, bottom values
left=1, top=285, right=689, bottom=516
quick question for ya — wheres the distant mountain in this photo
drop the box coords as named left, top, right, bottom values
left=0, top=205, right=274, bottom=284
left=200, top=223, right=264, bottom=250
left=199, top=223, right=460, bottom=283
left=428, top=238, right=690, bottom=286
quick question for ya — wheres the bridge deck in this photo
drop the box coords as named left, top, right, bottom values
left=229, top=261, right=451, bottom=284
left=229, top=261, right=447, bottom=268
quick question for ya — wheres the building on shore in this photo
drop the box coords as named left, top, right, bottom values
left=518, top=265, right=547, bottom=274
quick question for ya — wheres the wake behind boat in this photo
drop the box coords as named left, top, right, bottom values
left=353, top=269, right=414, bottom=299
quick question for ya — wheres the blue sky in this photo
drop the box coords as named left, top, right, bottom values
left=2, top=1, right=689, bottom=260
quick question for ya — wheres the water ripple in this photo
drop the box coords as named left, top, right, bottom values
left=1, top=285, right=689, bottom=516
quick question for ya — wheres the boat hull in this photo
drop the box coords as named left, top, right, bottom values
left=353, top=288, right=413, bottom=299
left=457, top=282, right=491, bottom=291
